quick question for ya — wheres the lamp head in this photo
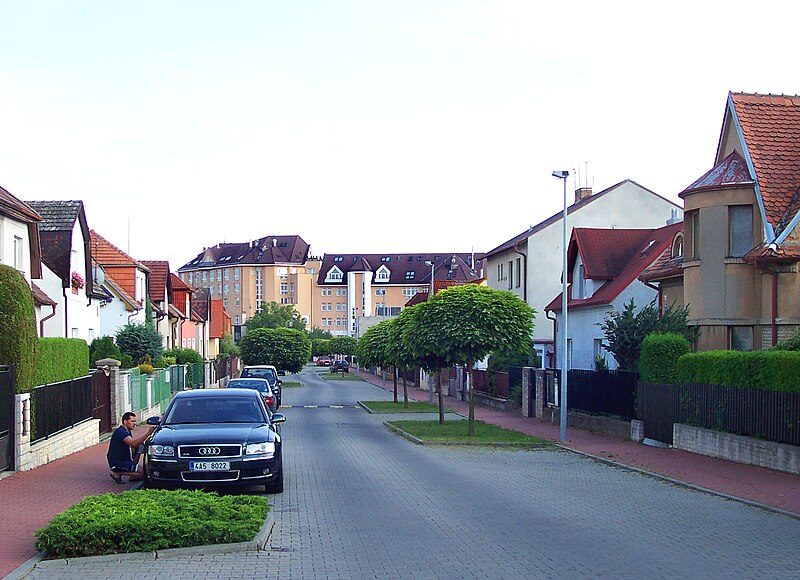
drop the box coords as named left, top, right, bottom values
left=552, top=170, right=569, bottom=179
left=425, top=260, right=433, bottom=266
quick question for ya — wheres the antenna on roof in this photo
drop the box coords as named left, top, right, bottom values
left=127, top=214, right=130, bottom=254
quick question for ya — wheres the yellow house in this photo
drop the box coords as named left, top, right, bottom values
left=644, top=92, right=800, bottom=351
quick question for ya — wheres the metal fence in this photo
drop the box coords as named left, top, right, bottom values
left=31, top=376, right=93, bottom=443
left=128, top=367, right=148, bottom=410
left=567, top=369, right=638, bottom=420
left=169, top=365, right=185, bottom=393
left=472, top=369, right=510, bottom=398
left=637, top=381, right=800, bottom=446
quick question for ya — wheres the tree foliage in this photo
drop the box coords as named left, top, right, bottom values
left=90, top=336, right=122, bottom=366
left=246, top=301, right=306, bottom=332
left=240, top=327, right=311, bottom=374
left=598, top=299, right=698, bottom=371
left=219, top=333, right=240, bottom=357
left=307, top=327, right=333, bottom=341
left=409, top=284, right=535, bottom=434
left=328, top=336, right=357, bottom=357
left=0, top=264, right=37, bottom=392
left=355, top=322, right=392, bottom=369
left=116, top=323, right=164, bottom=365
left=311, top=338, right=331, bottom=357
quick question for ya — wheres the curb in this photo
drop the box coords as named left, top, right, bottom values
left=383, top=422, right=551, bottom=449
left=554, top=443, right=800, bottom=521
left=9, top=510, right=275, bottom=577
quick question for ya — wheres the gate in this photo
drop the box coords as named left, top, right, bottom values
left=0, top=365, right=14, bottom=471
left=91, top=369, right=112, bottom=434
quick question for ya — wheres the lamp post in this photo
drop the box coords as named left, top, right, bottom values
left=552, top=170, right=569, bottom=442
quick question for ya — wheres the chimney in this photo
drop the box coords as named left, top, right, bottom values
left=575, top=187, right=593, bottom=203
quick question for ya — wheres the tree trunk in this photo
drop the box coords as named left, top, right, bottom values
left=402, top=368, right=408, bottom=407
left=467, top=361, right=475, bottom=436
left=393, top=366, right=398, bottom=402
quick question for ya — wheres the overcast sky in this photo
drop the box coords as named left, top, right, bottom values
left=1, top=1, right=796, bottom=270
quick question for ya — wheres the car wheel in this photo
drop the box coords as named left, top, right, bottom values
left=265, top=456, right=284, bottom=494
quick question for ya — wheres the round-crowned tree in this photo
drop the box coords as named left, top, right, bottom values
left=0, top=265, right=37, bottom=392
left=240, top=327, right=311, bottom=374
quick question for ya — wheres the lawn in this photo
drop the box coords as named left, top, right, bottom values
left=387, top=419, right=551, bottom=446
left=280, top=381, right=303, bottom=388
left=318, top=371, right=363, bottom=381
left=361, top=400, right=440, bottom=413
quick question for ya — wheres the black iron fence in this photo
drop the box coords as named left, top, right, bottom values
left=637, top=381, right=800, bottom=446
left=567, top=369, right=638, bottom=420
left=31, top=376, right=93, bottom=443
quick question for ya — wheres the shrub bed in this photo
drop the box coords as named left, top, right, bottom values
left=35, top=489, right=269, bottom=558
left=639, top=333, right=690, bottom=383
left=677, top=350, right=800, bottom=392
left=35, top=338, right=90, bottom=386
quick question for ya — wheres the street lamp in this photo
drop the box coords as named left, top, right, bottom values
left=425, top=260, right=436, bottom=402
left=552, top=170, right=569, bottom=442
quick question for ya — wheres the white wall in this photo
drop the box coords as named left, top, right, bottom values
left=65, top=223, right=99, bottom=342
left=0, top=215, right=32, bottom=283
left=100, top=298, right=135, bottom=338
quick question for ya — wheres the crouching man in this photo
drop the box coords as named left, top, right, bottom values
left=107, top=412, right=155, bottom=484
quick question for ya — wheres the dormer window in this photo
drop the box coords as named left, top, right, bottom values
left=375, top=266, right=390, bottom=282
left=325, top=266, right=344, bottom=283
left=405, top=271, right=415, bottom=280
left=334, top=256, right=344, bottom=262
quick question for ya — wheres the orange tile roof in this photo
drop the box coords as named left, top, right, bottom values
left=142, top=260, right=169, bottom=302
left=210, top=299, right=226, bottom=339
left=729, top=93, right=800, bottom=236
left=90, top=230, right=140, bottom=266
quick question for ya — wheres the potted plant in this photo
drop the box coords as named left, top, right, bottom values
left=70, top=271, right=85, bottom=294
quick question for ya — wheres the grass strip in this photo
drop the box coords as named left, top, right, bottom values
left=319, top=372, right=363, bottom=381
left=388, top=419, right=551, bottom=446
left=280, top=381, right=303, bottom=388
left=362, top=400, right=440, bottom=413
left=35, top=489, right=269, bottom=558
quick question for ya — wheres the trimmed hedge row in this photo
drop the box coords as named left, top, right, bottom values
left=0, top=264, right=37, bottom=392
left=34, top=338, right=90, bottom=386
left=639, top=333, right=690, bottom=383
left=676, top=350, right=800, bottom=392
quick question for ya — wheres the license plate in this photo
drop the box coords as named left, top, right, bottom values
left=189, top=461, right=230, bottom=472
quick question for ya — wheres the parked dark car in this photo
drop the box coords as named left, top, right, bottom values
left=240, top=365, right=282, bottom=407
left=227, top=378, right=277, bottom=413
left=143, top=389, right=285, bottom=493
left=331, top=360, right=350, bottom=373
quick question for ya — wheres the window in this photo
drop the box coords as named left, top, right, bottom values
left=217, top=285, right=222, bottom=295
left=405, top=271, right=415, bottom=280
left=234, top=283, right=239, bottom=293
left=729, top=205, right=753, bottom=257
left=376, top=306, right=401, bottom=316
left=341, top=288, right=347, bottom=296
left=234, top=316, right=240, bottom=325
left=593, top=339, right=606, bottom=366
left=71, top=328, right=79, bottom=339
left=281, top=283, right=288, bottom=294
left=375, top=267, right=390, bottom=282
left=689, top=210, right=700, bottom=259
left=497, top=263, right=503, bottom=281
left=202, top=271, right=208, bottom=282
left=234, top=268, right=240, bottom=280
left=235, top=297, right=240, bottom=306
left=188, top=272, right=193, bottom=284
left=224, top=298, right=228, bottom=308
left=508, top=260, right=513, bottom=289
left=281, top=297, right=291, bottom=304
left=216, top=270, right=222, bottom=281
left=515, top=258, right=521, bottom=288
left=577, top=265, right=586, bottom=299
left=672, top=234, right=683, bottom=258
left=224, top=283, right=229, bottom=294
left=402, top=287, right=418, bottom=297
left=730, top=326, right=753, bottom=351
left=376, top=289, right=386, bottom=296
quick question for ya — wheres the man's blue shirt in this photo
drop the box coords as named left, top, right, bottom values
left=106, top=425, right=133, bottom=470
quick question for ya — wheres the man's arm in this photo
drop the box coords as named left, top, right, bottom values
left=122, top=427, right=155, bottom=449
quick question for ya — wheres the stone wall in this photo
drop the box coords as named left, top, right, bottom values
left=673, top=424, right=800, bottom=475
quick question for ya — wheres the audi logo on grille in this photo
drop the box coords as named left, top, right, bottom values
left=198, top=447, right=221, bottom=456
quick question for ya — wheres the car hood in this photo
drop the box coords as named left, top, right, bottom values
left=151, top=423, right=279, bottom=445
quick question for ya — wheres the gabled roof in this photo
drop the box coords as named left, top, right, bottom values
left=178, top=235, right=310, bottom=271
left=316, top=253, right=482, bottom=286
left=404, top=279, right=469, bottom=307
left=31, top=282, right=56, bottom=306
left=141, top=260, right=170, bottom=302
left=545, top=222, right=682, bottom=312
left=639, top=227, right=685, bottom=283
left=26, top=200, right=92, bottom=290
left=209, top=299, right=227, bottom=339
left=0, top=185, right=43, bottom=278
left=482, top=179, right=680, bottom=259
left=721, top=93, right=800, bottom=241
left=170, top=272, right=191, bottom=291
left=90, top=230, right=145, bottom=268
left=102, top=272, right=141, bottom=311
left=191, top=288, right=210, bottom=322
left=680, top=150, right=754, bottom=195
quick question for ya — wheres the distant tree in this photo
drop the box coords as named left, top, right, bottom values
left=387, top=307, right=419, bottom=407
left=246, top=301, right=306, bottom=332
left=90, top=336, right=122, bottom=366
left=599, top=299, right=698, bottom=371
left=312, top=338, right=332, bottom=357
left=307, top=327, right=333, bottom=341
left=240, top=327, right=311, bottom=374
left=328, top=336, right=357, bottom=359
left=116, top=323, right=164, bottom=365
left=407, top=285, right=534, bottom=435
left=220, top=333, right=240, bottom=357
left=356, top=321, right=396, bottom=401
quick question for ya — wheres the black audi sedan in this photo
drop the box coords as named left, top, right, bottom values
left=143, top=388, right=285, bottom=493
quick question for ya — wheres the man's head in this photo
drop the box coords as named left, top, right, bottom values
left=121, top=412, right=137, bottom=429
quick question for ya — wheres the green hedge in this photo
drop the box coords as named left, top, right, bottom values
left=34, top=338, right=90, bottom=386
left=0, top=264, right=37, bottom=392
left=676, top=350, right=800, bottom=392
left=639, top=333, right=690, bottom=383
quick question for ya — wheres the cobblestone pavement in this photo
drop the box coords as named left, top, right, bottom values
left=23, top=367, right=800, bottom=579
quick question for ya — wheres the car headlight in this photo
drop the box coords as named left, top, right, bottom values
left=246, top=442, right=276, bottom=456
left=148, top=444, right=175, bottom=457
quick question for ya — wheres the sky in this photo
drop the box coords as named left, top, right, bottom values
left=1, top=1, right=798, bottom=271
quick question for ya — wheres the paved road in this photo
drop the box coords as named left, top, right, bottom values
left=28, top=366, right=800, bottom=579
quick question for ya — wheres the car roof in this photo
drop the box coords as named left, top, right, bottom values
left=228, top=377, right=269, bottom=384
left=242, top=365, right=277, bottom=370
left=173, top=388, right=261, bottom=399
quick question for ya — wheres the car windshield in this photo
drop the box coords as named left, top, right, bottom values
left=228, top=379, right=270, bottom=394
left=164, top=396, right=268, bottom=424
left=241, top=368, right=277, bottom=383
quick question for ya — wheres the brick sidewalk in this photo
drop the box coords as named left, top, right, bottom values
left=354, top=369, right=800, bottom=516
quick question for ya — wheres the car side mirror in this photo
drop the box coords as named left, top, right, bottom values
left=271, top=413, right=287, bottom=424
left=146, top=416, right=160, bottom=426
left=276, top=380, right=282, bottom=386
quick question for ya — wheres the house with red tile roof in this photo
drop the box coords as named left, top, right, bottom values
left=647, top=92, right=800, bottom=351
left=25, top=200, right=101, bottom=341
left=482, top=179, right=682, bottom=367
left=545, top=223, right=682, bottom=370
left=91, top=230, right=148, bottom=335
